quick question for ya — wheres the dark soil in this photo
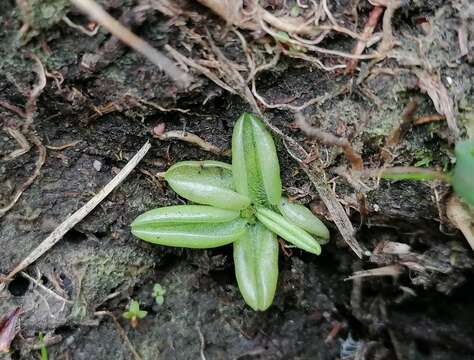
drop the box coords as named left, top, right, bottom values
left=1, top=0, right=474, bottom=359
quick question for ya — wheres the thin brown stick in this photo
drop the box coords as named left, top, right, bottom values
left=70, top=0, right=191, bottom=88
left=2, top=127, right=31, bottom=161
left=414, top=114, right=446, bottom=125
left=45, top=140, right=81, bottom=151
left=346, top=6, right=384, bottom=74
left=154, top=130, right=229, bottom=156
left=296, top=113, right=364, bottom=171
left=0, top=134, right=46, bottom=218
left=382, top=99, right=418, bottom=161
left=2, top=141, right=151, bottom=281
left=23, top=53, right=47, bottom=132
left=0, top=100, right=26, bottom=118
left=94, top=311, right=142, bottom=360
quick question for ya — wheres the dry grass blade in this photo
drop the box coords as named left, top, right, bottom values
left=70, top=0, right=192, bottom=88
left=154, top=130, right=230, bottom=156
left=345, top=264, right=403, bottom=280
left=2, top=141, right=151, bottom=281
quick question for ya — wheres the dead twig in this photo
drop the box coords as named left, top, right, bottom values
left=296, top=113, right=363, bottom=171
left=70, top=0, right=191, bottom=88
left=155, top=130, right=229, bottom=156
left=137, top=98, right=190, bottom=114
left=1, top=141, right=151, bottom=282
left=23, top=53, right=47, bottom=132
left=94, top=311, right=142, bottom=360
left=382, top=99, right=418, bottom=161
left=195, top=320, right=207, bottom=360
left=45, top=140, right=81, bottom=151
left=0, top=134, right=46, bottom=218
left=2, top=127, right=31, bottom=161
left=346, top=6, right=384, bottom=74
left=414, top=114, right=446, bottom=125
left=62, top=15, right=100, bottom=36
left=0, top=100, right=26, bottom=118
left=345, top=264, right=403, bottom=280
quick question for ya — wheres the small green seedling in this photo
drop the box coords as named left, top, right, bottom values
left=39, top=333, right=48, bottom=360
left=123, top=300, right=147, bottom=328
left=152, top=284, right=166, bottom=305
left=132, top=113, right=330, bottom=310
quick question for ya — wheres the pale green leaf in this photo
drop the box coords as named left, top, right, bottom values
left=165, top=160, right=251, bottom=210
left=233, top=223, right=278, bottom=311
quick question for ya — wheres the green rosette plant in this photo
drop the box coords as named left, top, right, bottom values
left=131, top=113, right=330, bottom=310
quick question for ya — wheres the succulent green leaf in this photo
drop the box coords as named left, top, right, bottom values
left=256, top=207, right=321, bottom=255
left=232, top=113, right=282, bottom=206
left=278, top=197, right=330, bottom=244
left=131, top=205, right=247, bottom=248
left=453, top=140, right=474, bottom=207
left=165, top=160, right=251, bottom=210
left=233, top=223, right=278, bottom=311
left=131, top=205, right=240, bottom=226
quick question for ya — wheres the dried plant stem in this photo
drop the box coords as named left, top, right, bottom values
left=0, top=134, right=46, bottom=218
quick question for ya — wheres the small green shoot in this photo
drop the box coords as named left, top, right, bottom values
left=152, top=284, right=166, bottom=305
left=123, top=300, right=147, bottom=328
left=39, top=333, right=48, bottom=360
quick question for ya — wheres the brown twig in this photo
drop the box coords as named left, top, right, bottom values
left=45, top=140, right=81, bottom=151
left=154, top=130, right=230, bottom=156
left=2, top=141, right=151, bottom=281
left=0, top=134, right=46, bottom=218
left=346, top=6, right=384, bottom=74
left=414, top=114, right=446, bottom=125
left=23, top=53, right=47, bottom=132
left=382, top=99, right=418, bottom=161
left=295, top=113, right=363, bottom=171
left=0, top=100, right=26, bottom=118
left=2, top=127, right=31, bottom=161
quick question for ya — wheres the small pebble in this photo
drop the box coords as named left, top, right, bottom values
left=93, top=160, right=102, bottom=172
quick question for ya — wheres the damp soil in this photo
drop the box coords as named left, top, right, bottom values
left=1, top=0, right=474, bottom=359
